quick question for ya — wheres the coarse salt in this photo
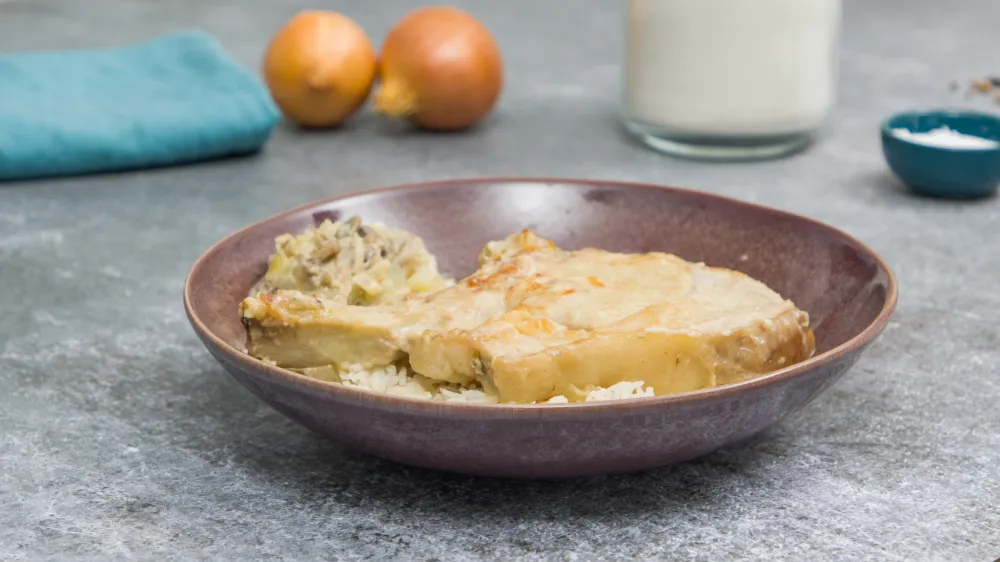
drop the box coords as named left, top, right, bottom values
left=891, top=126, right=999, bottom=149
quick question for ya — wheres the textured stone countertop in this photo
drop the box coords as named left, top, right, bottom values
left=1, top=0, right=998, bottom=560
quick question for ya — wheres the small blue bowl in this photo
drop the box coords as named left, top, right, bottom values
left=880, top=109, right=1000, bottom=198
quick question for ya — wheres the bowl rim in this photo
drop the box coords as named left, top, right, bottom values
left=880, top=108, right=1000, bottom=153
left=184, top=177, right=899, bottom=414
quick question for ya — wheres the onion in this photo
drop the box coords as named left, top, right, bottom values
left=262, top=11, right=376, bottom=128
left=374, top=7, right=503, bottom=130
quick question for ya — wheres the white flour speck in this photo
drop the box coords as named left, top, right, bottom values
left=32, top=311, right=66, bottom=326
left=0, top=230, right=64, bottom=250
left=101, top=266, right=123, bottom=279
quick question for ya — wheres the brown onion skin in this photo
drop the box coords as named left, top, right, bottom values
left=262, top=11, right=376, bottom=128
left=376, top=7, right=503, bottom=131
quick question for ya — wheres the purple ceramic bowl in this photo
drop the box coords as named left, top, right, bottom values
left=184, top=178, right=897, bottom=478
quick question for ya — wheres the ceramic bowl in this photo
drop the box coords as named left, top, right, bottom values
left=184, top=178, right=897, bottom=478
left=881, top=109, right=1000, bottom=198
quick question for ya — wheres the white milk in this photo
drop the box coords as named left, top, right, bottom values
left=623, top=0, right=842, bottom=138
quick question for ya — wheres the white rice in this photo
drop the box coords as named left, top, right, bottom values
left=583, top=380, right=655, bottom=401
left=329, top=363, right=655, bottom=404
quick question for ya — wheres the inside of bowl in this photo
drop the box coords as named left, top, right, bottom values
left=188, top=180, right=892, bottom=357
left=887, top=111, right=1000, bottom=142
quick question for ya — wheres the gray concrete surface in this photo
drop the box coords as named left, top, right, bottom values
left=1, top=0, right=998, bottom=560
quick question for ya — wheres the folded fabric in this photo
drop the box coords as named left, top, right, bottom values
left=0, top=30, right=280, bottom=181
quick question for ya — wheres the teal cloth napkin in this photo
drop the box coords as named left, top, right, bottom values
left=0, top=31, right=280, bottom=181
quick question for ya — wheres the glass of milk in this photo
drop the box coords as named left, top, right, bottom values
left=622, top=0, right=842, bottom=160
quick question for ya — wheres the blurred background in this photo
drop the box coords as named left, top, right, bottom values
left=1, top=1, right=998, bottom=560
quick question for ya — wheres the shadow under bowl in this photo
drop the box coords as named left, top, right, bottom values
left=184, top=178, right=898, bottom=478
left=881, top=109, right=1000, bottom=199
